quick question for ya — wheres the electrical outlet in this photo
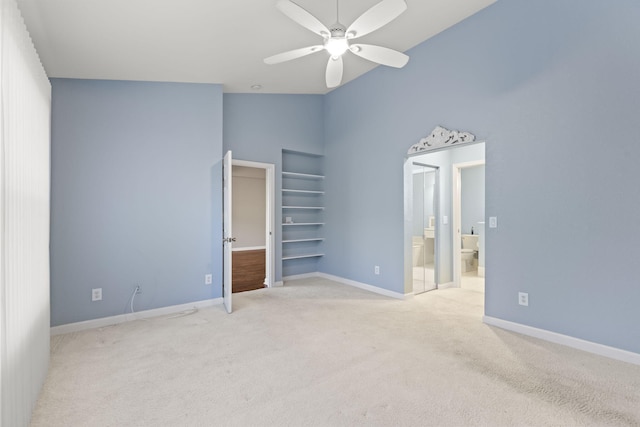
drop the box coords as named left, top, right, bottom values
left=92, top=288, right=102, bottom=302
left=374, top=265, right=380, bottom=275
left=135, top=285, right=142, bottom=294
left=205, top=274, right=212, bottom=285
left=518, top=292, right=529, bottom=306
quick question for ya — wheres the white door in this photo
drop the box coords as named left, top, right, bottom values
left=223, top=150, right=234, bottom=313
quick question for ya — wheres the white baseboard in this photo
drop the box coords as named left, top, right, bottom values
left=483, top=316, right=640, bottom=366
left=51, top=297, right=223, bottom=336
left=282, top=272, right=321, bottom=282
left=282, top=271, right=406, bottom=299
left=316, top=272, right=407, bottom=300
left=273, top=281, right=284, bottom=287
left=437, top=282, right=456, bottom=289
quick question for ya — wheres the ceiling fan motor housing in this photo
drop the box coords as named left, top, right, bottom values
left=328, top=23, right=346, bottom=38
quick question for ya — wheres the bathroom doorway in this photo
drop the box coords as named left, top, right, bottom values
left=453, top=160, right=485, bottom=292
left=412, top=162, right=439, bottom=294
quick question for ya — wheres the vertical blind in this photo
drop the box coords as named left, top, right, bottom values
left=0, top=0, right=51, bottom=425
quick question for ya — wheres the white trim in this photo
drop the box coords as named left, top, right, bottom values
left=316, top=273, right=407, bottom=300
left=51, top=298, right=223, bottom=336
left=437, top=281, right=456, bottom=289
left=232, top=246, right=266, bottom=252
left=265, top=164, right=275, bottom=287
left=403, top=159, right=414, bottom=294
left=452, top=164, right=462, bottom=287
left=282, top=272, right=407, bottom=300
left=483, top=316, right=640, bottom=366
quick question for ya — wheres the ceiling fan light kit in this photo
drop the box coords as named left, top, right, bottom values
left=325, top=31, right=349, bottom=58
left=264, top=0, right=410, bottom=88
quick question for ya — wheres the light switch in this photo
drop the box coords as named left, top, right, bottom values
left=442, top=216, right=448, bottom=225
left=489, top=217, right=497, bottom=228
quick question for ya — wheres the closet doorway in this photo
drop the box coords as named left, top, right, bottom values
left=231, top=160, right=275, bottom=293
left=412, top=162, right=439, bottom=294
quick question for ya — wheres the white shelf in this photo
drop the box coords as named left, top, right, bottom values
left=282, top=206, right=324, bottom=210
left=282, top=171, right=325, bottom=180
left=282, top=253, right=325, bottom=261
left=282, top=189, right=325, bottom=194
left=282, top=222, right=324, bottom=226
left=282, top=238, right=325, bottom=243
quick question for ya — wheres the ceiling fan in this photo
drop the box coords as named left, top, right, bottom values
left=264, top=0, right=410, bottom=88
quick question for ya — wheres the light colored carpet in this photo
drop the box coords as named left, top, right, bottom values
left=461, top=271, right=484, bottom=293
left=31, top=277, right=640, bottom=426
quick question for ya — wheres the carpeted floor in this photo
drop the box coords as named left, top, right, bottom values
left=31, top=277, right=640, bottom=426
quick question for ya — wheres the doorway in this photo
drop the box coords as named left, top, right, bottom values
left=403, top=142, right=485, bottom=295
left=231, top=159, right=275, bottom=293
left=453, top=160, right=485, bottom=292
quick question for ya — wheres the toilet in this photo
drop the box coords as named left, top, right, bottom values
left=461, top=234, right=479, bottom=273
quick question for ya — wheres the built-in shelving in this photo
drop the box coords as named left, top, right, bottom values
left=281, top=150, right=325, bottom=277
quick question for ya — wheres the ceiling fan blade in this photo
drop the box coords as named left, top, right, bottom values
left=276, top=0, right=330, bottom=37
left=346, top=0, right=407, bottom=39
left=350, top=44, right=409, bottom=68
left=264, top=45, right=324, bottom=65
left=326, top=56, right=343, bottom=88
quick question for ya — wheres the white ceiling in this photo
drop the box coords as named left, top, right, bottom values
left=18, top=0, right=496, bottom=94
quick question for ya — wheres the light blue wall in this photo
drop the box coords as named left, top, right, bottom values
left=324, top=0, right=640, bottom=353
left=461, top=165, right=485, bottom=235
left=223, top=94, right=325, bottom=281
left=50, top=79, right=223, bottom=326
